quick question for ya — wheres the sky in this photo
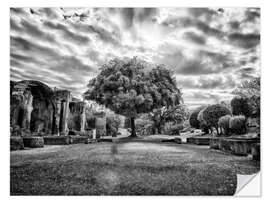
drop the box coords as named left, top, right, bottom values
left=10, top=8, right=260, bottom=109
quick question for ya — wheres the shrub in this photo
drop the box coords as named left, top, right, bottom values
left=189, top=106, right=206, bottom=129
left=231, top=96, right=251, bottom=117
left=229, top=115, right=247, bottom=134
left=135, top=118, right=154, bottom=136
left=10, top=136, right=24, bottom=150
left=106, top=115, right=121, bottom=137
left=218, top=115, right=232, bottom=136
left=197, top=108, right=211, bottom=134
left=163, top=122, right=183, bottom=135
left=23, top=137, right=44, bottom=148
left=203, top=104, right=231, bottom=135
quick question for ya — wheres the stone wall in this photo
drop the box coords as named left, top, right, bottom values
left=68, top=101, right=86, bottom=132
left=10, top=80, right=86, bottom=137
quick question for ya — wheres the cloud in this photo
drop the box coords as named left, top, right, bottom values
left=161, top=17, right=224, bottom=38
left=44, top=21, right=91, bottom=45
left=178, top=75, right=236, bottom=90
left=228, top=33, right=260, bottom=49
left=244, top=8, right=260, bottom=22
left=183, top=31, right=206, bottom=45
left=112, top=8, right=158, bottom=28
left=10, top=7, right=260, bottom=107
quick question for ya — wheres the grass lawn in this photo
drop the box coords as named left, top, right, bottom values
left=10, top=138, right=260, bottom=195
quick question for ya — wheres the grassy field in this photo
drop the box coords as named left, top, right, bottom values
left=10, top=138, right=260, bottom=195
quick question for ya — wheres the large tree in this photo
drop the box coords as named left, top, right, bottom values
left=84, top=57, right=182, bottom=137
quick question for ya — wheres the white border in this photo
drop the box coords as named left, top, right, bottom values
left=1, top=0, right=269, bottom=202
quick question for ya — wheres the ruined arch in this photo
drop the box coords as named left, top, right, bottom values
left=10, top=80, right=56, bottom=134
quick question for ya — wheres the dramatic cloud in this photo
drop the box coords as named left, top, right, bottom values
left=10, top=7, right=260, bottom=108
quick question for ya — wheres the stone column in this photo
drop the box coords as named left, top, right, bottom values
left=61, top=99, right=70, bottom=135
left=80, top=105, right=86, bottom=132
left=54, top=100, right=61, bottom=135
left=22, top=91, right=33, bottom=130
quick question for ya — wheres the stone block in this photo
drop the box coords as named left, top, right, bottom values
left=23, top=137, right=44, bottom=148
left=251, top=143, right=260, bottom=160
left=43, top=136, right=71, bottom=145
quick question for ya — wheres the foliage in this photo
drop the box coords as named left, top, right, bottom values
left=135, top=117, right=154, bottom=136
left=163, top=122, right=183, bottom=135
left=189, top=106, right=207, bottom=129
left=220, top=100, right=231, bottom=112
left=203, top=104, right=231, bottom=135
left=197, top=108, right=211, bottom=134
left=106, top=115, right=121, bottom=137
left=229, top=115, right=247, bottom=135
left=233, top=77, right=260, bottom=118
left=218, top=115, right=232, bottom=136
left=84, top=57, right=182, bottom=137
left=182, top=120, right=191, bottom=132
left=149, top=104, right=188, bottom=134
left=124, top=117, right=131, bottom=128
left=231, top=96, right=251, bottom=117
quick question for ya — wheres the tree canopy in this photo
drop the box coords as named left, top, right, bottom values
left=189, top=105, right=207, bottom=129
left=203, top=104, right=231, bottom=135
left=231, top=96, right=251, bottom=117
left=233, top=77, right=260, bottom=118
left=149, top=105, right=189, bottom=134
left=84, top=57, right=182, bottom=137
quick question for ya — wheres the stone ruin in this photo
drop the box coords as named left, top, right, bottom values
left=10, top=80, right=106, bottom=138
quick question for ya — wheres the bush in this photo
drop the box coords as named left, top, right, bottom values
left=10, top=136, right=24, bottom=150
left=231, top=96, right=251, bottom=117
left=23, top=137, right=44, bottom=148
left=203, top=104, right=231, bottom=135
left=189, top=106, right=207, bottom=129
left=163, top=122, right=183, bottom=135
left=106, top=115, right=121, bottom=137
left=197, top=108, right=211, bottom=134
left=135, top=118, right=154, bottom=136
left=218, top=115, right=232, bottom=136
left=229, top=115, right=247, bottom=134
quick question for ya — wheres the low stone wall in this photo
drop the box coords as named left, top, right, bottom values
left=23, top=137, right=44, bottom=148
left=187, top=137, right=210, bottom=145
left=251, top=143, right=260, bottom=160
left=210, top=137, right=260, bottom=156
left=10, top=136, right=24, bottom=150
left=43, top=136, right=72, bottom=145
left=70, top=136, right=90, bottom=144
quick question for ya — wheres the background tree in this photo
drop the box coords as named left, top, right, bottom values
left=84, top=57, right=182, bottom=137
left=231, top=96, right=251, bottom=117
left=203, top=104, right=231, bottom=135
left=197, top=108, right=212, bottom=134
left=189, top=105, right=207, bottom=129
left=233, top=77, right=260, bottom=119
left=218, top=115, right=232, bottom=136
left=149, top=104, right=189, bottom=134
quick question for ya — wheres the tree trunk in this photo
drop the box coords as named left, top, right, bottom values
left=157, top=125, right=162, bottom=134
left=130, top=117, right=137, bottom=137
